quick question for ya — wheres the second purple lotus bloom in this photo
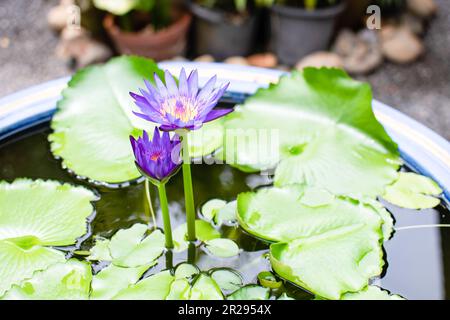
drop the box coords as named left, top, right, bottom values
left=130, top=68, right=231, bottom=131
left=130, top=127, right=182, bottom=184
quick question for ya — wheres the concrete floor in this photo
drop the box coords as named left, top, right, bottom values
left=0, top=0, right=448, bottom=140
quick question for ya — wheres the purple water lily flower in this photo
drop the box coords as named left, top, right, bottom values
left=130, top=69, right=231, bottom=131
left=130, top=127, right=182, bottom=184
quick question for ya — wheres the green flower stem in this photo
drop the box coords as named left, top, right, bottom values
left=144, top=179, right=157, bottom=230
left=181, top=132, right=197, bottom=242
left=165, top=250, right=173, bottom=270
left=188, top=242, right=196, bottom=265
left=157, top=182, right=174, bottom=249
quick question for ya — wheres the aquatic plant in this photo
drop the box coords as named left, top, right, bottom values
left=0, top=56, right=445, bottom=300
left=131, top=69, right=231, bottom=242
left=130, top=127, right=182, bottom=248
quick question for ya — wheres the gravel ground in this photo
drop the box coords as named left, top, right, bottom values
left=0, top=0, right=448, bottom=140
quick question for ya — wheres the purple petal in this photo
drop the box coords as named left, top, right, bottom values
left=129, top=92, right=146, bottom=104
left=130, top=136, right=138, bottom=154
left=203, top=108, right=234, bottom=123
left=142, top=130, right=149, bottom=143
left=159, top=124, right=179, bottom=132
left=164, top=70, right=178, bottom=96
left=133, top=111, right=164, bottom=124
left=151, top=127, right=160, bottom=145
left=187, top=70, right=199, bottom=97
left=197, top=75, right=217, bottom=102
left=161, top=131, right=171, bottom=147
left=144, top=79, right=160, bottom=98
left=154, top=73, right=169, bottom=97
left=178, top=68, right=189, bottom=97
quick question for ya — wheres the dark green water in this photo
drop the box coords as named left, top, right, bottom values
left=1, top=124, right=450, bottom=300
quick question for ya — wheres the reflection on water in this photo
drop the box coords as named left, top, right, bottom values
left=378, top=203, right=450, bottom=300
left=0, top=125, right=449, bottom=300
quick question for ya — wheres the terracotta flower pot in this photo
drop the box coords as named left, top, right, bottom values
left=103, top=13, right=192, bottom=61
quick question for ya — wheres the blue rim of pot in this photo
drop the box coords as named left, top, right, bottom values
left=0, top=62, right=449, bottom=202
left=271, top=1, right=347, bottom=19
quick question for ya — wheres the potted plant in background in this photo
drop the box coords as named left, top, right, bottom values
left=270, top=0, right=346, bottom=66
left=94, top=0, right=192, bottom=60
left=189, top=0, right=272, bottom=60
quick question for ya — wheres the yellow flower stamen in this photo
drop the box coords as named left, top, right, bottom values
left=161, top=97, right=198, bottom=123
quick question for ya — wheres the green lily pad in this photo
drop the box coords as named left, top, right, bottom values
left=341, top=286, right=405, bottom=300
left=210, top=269, right=243, bottom=292
left=188, top=119, right=226, bottom=159
left=167, top=278, right=191, bottom=300
left=383, top=172, right=442, bottom=209
left=214, top=200, right=238, bottom=226
left=87, top=237, right=112, bottom=261
left=205, top=239, right=240, bottom=258
left=190, top=274, right=224, bottom=300
left=270, top=224, right=384, bottom=300
left=91, top=264, right=152, bottom=300
left=49, top=56, right=161, bottom=184
left=175, top=263, right=200, bottom=280
left=113, top=270, right=174, bottom=300
left=50, top=56, right=226, bottom=185
left=173, top=220, right=221, bottom=252
left=89, top=224, right=165, bottom=268
left=109, top=224, right=165, bottom=268
left=222, top=68, right=400, bottom=197
left=237, top=185, right=388, bottom=243
left=1, top=260, right=92, bottom=300
left=201, top=199, right=227, bottom=222
left=0, top=179, right=95, bottom=295
left=0, top=241, right=65, bottom=298
left=228, top=285, right=270, bottom=300
left=257, top=271, right=282, bottom=289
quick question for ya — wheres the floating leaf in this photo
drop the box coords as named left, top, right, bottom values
left=1, top=260, right=92, bottom=300
left=175, top=263, right=200, bottom=280
left=258, top=271, right=282, bottom=289
left=205, top=239, right=240, bottom=258
left=364, top=198, right=394, bottom=240
left=214, top=200, right=238, bottom=226
left=113, top=270, right=174, bottom=300
left=0, top=179, right=95, bottom=245
left=237, top=185, right=386, bottom=243
left=190, top=274, right=224, bottom=300
left=108, top=224, right=165, bottom=268
left=88, top=224, right=164, bottom=268
left=341, top=286, right=405, bottom=300
left=222, top=68, right=400, bottom=197
left=0, top=179, right=95, bottom=295
left=201, top=199, right=227, bottom=222
left=383, top=172, right=442, bottom=209
left=87, top=238, right=112, bottom=261
left=0, top=241, right=65, bottom=298
left=173, top=220, right=221, bottom=252
left=167, top=278, right=191, bottom=300
left=270, top=225, right=384, bottom=300
left=299, top=187, right=334, bottom=207
left=228, top=285, right=270, bottom=300
left=91, top=264, right=152, bottom=300
left=50, top=56, right=225, bottom=185
left=49, top=56, right=161, bottom=184
left=210, top=269, right=243, bottom=292
left=188, top=119, right=225, bottom=159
